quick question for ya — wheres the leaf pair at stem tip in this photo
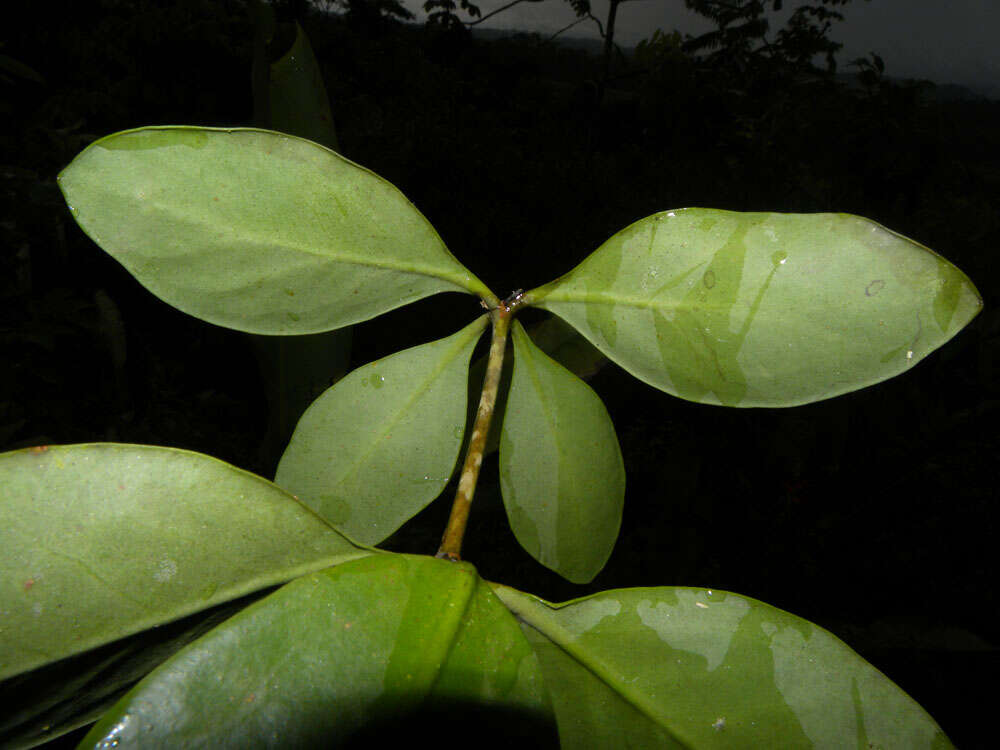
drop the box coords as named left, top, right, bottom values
left=56, top=126, right=981, bottom=583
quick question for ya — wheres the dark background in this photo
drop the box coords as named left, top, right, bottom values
left=2, top=0, right=997, bottom=746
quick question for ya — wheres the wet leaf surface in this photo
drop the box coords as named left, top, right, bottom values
left=530, top=209, right=981, bottom=407
left=500, top=321, right=624, bottom=583
left=80, top=555, right=555, bottom=749
left=494, top=583, right=953, bottom=748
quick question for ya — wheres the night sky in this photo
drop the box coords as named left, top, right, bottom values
left=397, top=0, right=1000, bottom=97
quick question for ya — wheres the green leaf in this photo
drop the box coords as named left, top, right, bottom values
left=527, top=314, right=608, bottom=382
left=275, top=316, right=488, bottom=545
left=81, top=555, right=556, bottom=748
left=0, top=594, right=263, bottom=749
left=247, top=16, right=353, bottom=474
left=493, top=584, right=953, bottom=749
left=499, top=321, right=624, bottom=584
left=529, top=209, right=982, bottom=407
left=57, top=127, right=494, bottom=335
left=266, top=22, right=340, bottom=151
left=463, top=315, right=606, bottom=461
left=0, top=444, right=367, bottom=681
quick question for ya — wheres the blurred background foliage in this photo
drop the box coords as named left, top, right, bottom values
left=1, top=1, right=997, bottom=746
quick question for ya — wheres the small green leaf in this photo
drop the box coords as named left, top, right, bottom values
left=463, top=315, right=606, bottom=460
left=81, top=555, right=556, bottom=748
left=499, top=321, right=624, bottom=584
left=529, top=209, right=982, bottom=407
left=494, top=584, right=953, bottom=748
left=57, top=127, right=495, bottom=335
left=276, top=316, right=488, bottom=545
left=0, top=444, right=367, bottom=681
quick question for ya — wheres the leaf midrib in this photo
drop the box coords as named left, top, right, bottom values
left=494, top=586, right=693, bottom=748
left=109, top=197, right=473, bottom=291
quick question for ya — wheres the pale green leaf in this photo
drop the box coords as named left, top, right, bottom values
left=529, top=209, right=982, bottom=406
left=80, top=555, right=556, bottom=748
left=275, top=316, right=488, bottom=545
left=499, top=320, right=624, bottom=584
left=57, top=127, right=494, bottom=335
left=0, top=444, right=368, bottom=681
left=493, top=584, right=953, bottom=748
left=247, top=17, right=353, bottom=474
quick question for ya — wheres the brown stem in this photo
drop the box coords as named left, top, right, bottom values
left=436, top=292, right=523, bottom=561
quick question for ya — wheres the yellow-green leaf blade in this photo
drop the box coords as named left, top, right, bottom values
left=57, top=127, right=493, bottom=335
left=499, top=321, right=625, bottom=584
left=493, top=584, right=953, bottom=748
left=0, top=444, right=368, bottom=681
left=275, top=316, right=488, bottom=545
left=80, top=555, right=555, bottom=748
left=530, top=209, right=982, bottom=407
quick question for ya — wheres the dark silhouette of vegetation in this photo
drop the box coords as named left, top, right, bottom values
left=2, top=1, right=997, bottom=747
left=424, top=0, right=483, bottom=27
left=423, top=0, right=594, bottom=34
left=325, top=0, right=414, bottom=24
left=684, top=0, right=869, bottom=73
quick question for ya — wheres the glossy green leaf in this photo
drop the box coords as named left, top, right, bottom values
left=81, top=555, right=556, bottom=748
left=529, top=209, right=982, bottom=407
left=499, top=321, right=624, bottom=584
left=0, top=444, right=368, bottom=681
left=0, top=594, right=263, bottom=749
left=493, top=584, right=953, bottom=748
left=275, top=316, right=488, bottom=545
left=57, top=127, right=494, bottom=335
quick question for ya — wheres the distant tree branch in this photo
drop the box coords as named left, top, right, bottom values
left=584, top=10, right=605, bottom=39
left=546, top=15, right=589, bottom=42
left=467, top=0, right=529, bottom=26
left=462, top=0, right=604, bottom=37
left=423, top=0, right=481, bottom=26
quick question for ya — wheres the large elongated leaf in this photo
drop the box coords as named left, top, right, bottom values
left=80, top=555, right=556, bottom=748
left=57, top=127, right=493, bottom=335
left=499, top=321, right=624, bottom=584
left=529, top=209, right=982, bottom=406
left=493, top=584, right=953, bottom=748
left=0, top=444, right=367, bottom=681
left=265, top=22, right=340, bottom=151
left=275, top=316, right=488, bottom=545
